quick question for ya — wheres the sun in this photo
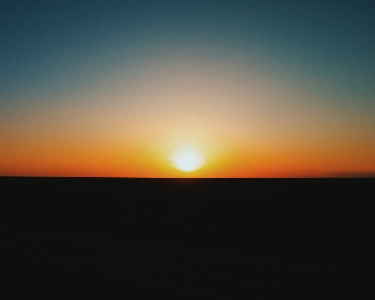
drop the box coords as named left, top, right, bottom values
left=171, top=146, right=205, bottom=172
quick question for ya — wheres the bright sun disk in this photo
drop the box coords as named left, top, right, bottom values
left=171, top=146, right=205, bottom=172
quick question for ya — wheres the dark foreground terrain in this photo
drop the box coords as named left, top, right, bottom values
left=1, top=178, right=373, bottom=299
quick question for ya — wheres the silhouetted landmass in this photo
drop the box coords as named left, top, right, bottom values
left=325, top=172, right=375, bottom=178
left=1, top=178, right=373, bottom=299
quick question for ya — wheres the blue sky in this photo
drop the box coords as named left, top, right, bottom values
left=2, top=1, right=374, bottom=103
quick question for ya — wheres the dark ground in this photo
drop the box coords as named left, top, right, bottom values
left=1, top=178, right=373, bottom=299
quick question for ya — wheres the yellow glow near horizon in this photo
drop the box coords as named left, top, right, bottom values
left=1, top=54, right=374, bottom=178
left=171, top=146, right=205, bottom=172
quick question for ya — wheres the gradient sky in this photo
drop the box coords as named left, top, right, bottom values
left=1, top=1, right=375, bottom=177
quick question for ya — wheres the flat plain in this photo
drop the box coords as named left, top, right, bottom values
left=1, top=178, right=373, bottom=299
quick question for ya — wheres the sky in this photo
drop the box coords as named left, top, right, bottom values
left=1, top=0, right=375, bottom=177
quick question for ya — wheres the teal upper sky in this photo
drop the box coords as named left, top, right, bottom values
left=1, top=1, right=374, bottom=107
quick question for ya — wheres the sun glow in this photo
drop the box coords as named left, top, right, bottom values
left=171, top=146, right=205, bottom=172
